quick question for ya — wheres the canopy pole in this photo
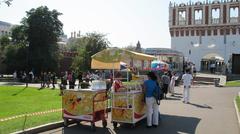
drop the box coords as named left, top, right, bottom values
left=127, top=70, right=129, bottom=82
left=112, top=63, right=115, bottom=81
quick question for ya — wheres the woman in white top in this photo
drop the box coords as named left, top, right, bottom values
left=169, top=72, right=176, bottom=96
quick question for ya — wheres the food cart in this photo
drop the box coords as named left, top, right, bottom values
left=111, top=80, right=146, bottom=128
left=62, top=81, right=108, bottom=130
left=91, top=47, right=155, bottom=128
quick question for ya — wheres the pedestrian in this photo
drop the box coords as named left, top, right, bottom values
left=43, top=72, right=48, bottom=88
left=68, top=72, right=74, bottom=89
left=144, top=71, right=159, bottom=128
left=47, top=72, right=51, bottom=88
left=51, top=72, right=56, bottom=89
left=13, top=70, right=17, bottom=80
left=169, top=72, right=176, bottom=96
left=161, top=72, right=170, bottom=99
left=78, top=72, right=83, bottom=89
left=59, top=72, right=67, bottom=95
left=25, top=71, right=29, bottom=88
left=40, top=72, right=45, bottom=88
left=182, top=69, right=193, bottom=104
left=192, top=64, right=197, bottom=78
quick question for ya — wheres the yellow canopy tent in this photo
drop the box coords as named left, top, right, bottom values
left=91, top=47, right=155, bottom=69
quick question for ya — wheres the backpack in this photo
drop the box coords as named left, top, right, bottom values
left=153, top=82, right=163, bottom=105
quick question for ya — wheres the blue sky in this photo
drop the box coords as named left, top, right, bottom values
left=0, top=0, right=196, bottom=48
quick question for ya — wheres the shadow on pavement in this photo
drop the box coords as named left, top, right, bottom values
left=165, top=97, right=181, bottom=101
left=62, top=124, right=112, bottom=134
left=188, top=103, right=213, bottom=109
left=61, top=114, right=200, bottom=134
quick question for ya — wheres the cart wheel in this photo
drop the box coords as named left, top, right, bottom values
left=102, top=120, right=107, bottom=128
left=91, top=122, right=96, bottom=131
left=113, top=122, right=118, bottom=129
left=132, top=124, right=136, bottom=128
left=63, top=118, right=69, bottom=127
left=76, top=121, right=81, bottom=125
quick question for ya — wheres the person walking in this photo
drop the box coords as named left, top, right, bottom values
left=144, top=71, right=159, bottom=128
left=51, top=72, right=56, bottom=89
left=161, top=72, right=170, bottom=99
left=182, top=69, right=193, bottom=104
left=40, top=72, right=45, bottom=88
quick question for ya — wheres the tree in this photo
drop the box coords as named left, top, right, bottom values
left=71, top=32, right=110, bottom=71
left=3, top=44, right=27, bottom=73
left=11, top=25, right=27, bottom=44
left=23, top=6, right=63, bottom=74
left=0, top=35, right=11, bottom=47
left=123, top=44, right=136, bottom=51
left=0, top=0, right=13, bottom=6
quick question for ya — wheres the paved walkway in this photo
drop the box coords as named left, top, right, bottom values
left=37, top=85, right=240, bottom=134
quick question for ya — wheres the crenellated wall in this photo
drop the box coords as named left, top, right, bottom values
left=169, top=0, right=240, bottom=71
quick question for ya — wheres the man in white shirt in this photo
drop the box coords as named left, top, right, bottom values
left=182, top=69, right=193, bottom=104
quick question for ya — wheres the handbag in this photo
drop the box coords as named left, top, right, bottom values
left=153, top=82, right=163, bottom=105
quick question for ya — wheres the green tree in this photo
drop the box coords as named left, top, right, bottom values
left=71, top=32, right=110, bottom=71
left=124, top=44, right=136, bottom=51
left=11, top=25, right=27, bottom=44
left=0, top=35, right=11, bottom=47
left=3, top=44, right=27, bottom=73
left=0, top=0, right=13, bottom=6
left=23, top=6, right=63, bottom=74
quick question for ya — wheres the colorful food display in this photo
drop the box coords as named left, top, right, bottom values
left=62, top=89, right=107, bottom=121
left=111, top=81, right=146, bottom=125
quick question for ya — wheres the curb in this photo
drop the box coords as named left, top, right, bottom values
left=11, top=121, right=64, bottom=134
left=234, top=93, right=240, bottom=129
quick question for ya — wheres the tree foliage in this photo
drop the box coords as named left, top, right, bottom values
left=0, top=0, right=13, bottom=6
left=3, top=44, right=27, bottom=73
left=11, top=25, right=27, bottom=44
left=71, top=32, right=110, bottom=71
left=23, top=6, right=63, bottom=74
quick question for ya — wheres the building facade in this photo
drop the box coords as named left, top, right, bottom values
left=0, top=21, right=12, bottom=37
left=169, top=0, right=240, bottom=72
left=144, top=48, right=184, bottom=72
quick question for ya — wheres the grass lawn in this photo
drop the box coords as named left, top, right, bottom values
left=225, top=80, right=240, bottom=87
left=236, top=96, right=240, bottom=112
left=0, top=86, right=62, bottom=134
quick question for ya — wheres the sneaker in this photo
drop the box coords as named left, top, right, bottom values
left=152, top=125, right=158, bottom=128
left=146, top=126, right=152, bottom=128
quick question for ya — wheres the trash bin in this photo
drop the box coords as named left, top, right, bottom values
left=214, top=78, right=220, bottom=87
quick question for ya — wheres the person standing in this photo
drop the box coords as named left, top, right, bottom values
left=144, top=71, right=159, bottom=128
left=169, top=72, right=176, bottom=96
left=182, top=69, right=193, bottom=104
left=161, top=72, right=170, bottom=99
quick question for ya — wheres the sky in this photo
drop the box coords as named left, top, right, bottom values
left=0, top=0, right=196, bottom=48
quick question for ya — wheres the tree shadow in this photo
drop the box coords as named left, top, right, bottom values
left=61, top=114, right=201, bottom=134
left=12, top=87, right=27, bottom=96
left=188, top=103, right=213, bottom=109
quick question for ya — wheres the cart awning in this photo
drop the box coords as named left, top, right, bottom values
left=91, top=47, right=155, bottom=63
left=91, top=59, right=121, bottom=69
